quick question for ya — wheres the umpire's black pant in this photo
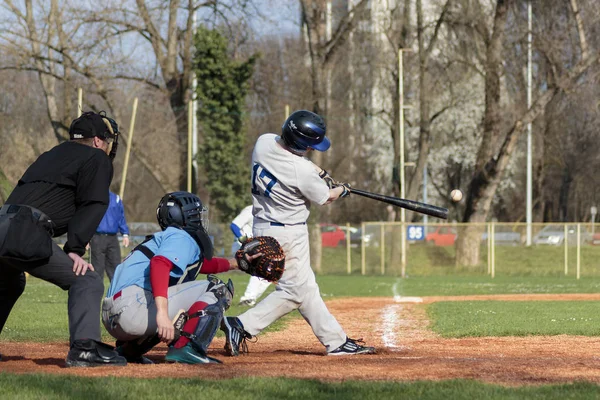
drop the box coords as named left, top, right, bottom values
left=90, top=234, right=121, bottom=283
left=0, top=241, right=104, bottom=345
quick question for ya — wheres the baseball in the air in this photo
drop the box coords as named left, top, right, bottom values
left=450, top=189, right=463, bottom=202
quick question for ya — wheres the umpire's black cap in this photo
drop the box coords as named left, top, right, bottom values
left=69, top=111, right=117, bottom=141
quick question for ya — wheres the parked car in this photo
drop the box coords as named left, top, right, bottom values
left=533, top=224, right=592, bottom=246
left=320, top=223, right=346, bottom=247
left=425, top=226, right=457, bottom=246
left=481, top=226, right=522, bottom=246
left=338, top=226, right=377, bottom=247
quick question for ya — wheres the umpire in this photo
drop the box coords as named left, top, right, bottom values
left=0, top=111, right=127, bottom=367
left=90, top=191, right=130, bottom=284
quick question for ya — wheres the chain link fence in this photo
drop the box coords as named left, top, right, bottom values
left=79, top=221, right=600, bottom=278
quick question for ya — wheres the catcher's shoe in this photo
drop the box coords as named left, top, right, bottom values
left=115, top=346, right=154, bottom=365
left=327, top=337, right=376, bottom=356
left=221, top=316, right=251, bottom=356
left=65, top=339, right=127, bottom=367
left=165, top=344, right=222, bottom=364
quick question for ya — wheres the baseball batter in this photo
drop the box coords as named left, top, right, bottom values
left=230, top=205, right=271, bottom=306
left=220, top=110, right=376, bottom=356
left=102, top=191, right=243, bottom=364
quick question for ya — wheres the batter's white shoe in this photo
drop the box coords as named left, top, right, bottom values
left=328, top=337, right=376, bottom=356
left=238, top=297, right=256, bottom=307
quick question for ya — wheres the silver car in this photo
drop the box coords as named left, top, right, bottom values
left=533, top=224, right=591, bottom=246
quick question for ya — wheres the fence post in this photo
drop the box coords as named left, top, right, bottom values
left=346, top=222, right=351, bottom=275
left=380, top=224, right=385, bottom=275
left=577, top=223, right=581, bottom=280
left=361, top=222, right=366, bottom=275
left=491, top=222, right=495, bottom=278
left=564, top=225, right=568, bottom=276
left=487, top=223, right=491, bottom=275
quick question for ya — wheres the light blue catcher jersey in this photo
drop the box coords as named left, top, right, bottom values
left=107, top=226, right=202, bottom=296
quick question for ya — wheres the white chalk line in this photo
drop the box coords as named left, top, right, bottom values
left=392, top=279, right=423, bottom=303
left=380, top=280, right=423, bottom=350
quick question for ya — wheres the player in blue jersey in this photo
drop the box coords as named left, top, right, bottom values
left=101, top=191, right=255, bottom=364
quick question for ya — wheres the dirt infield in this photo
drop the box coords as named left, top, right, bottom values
left=2, top=294, right=600, bottom=385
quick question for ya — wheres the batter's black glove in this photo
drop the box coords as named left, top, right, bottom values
left=337, top=182, right=351, bottom=198
left=318, top=169, right=337, bottom=189
left=235, top=236, right=285, bottom=282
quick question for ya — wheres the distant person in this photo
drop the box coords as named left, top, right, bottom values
left=0, top=111, right=126, bottom=367
left=230, top=205, right=270, bottom=307
left=91, top=191, right=130, bottom=284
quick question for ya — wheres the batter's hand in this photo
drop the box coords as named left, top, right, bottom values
left=338, top=182, right=351, bottom=198
left=157, top=310, right=175, bottom=343
left=68, top=252, right=94, bottom=276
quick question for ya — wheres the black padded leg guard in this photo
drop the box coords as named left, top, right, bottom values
left=188, top=303, right=224, bottom=355
left=206, top=275, right=234, bottom=311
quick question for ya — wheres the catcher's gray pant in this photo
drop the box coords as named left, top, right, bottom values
left=238, top=220, right=347, bottom=352
left=102, top=281, right=220, bottom=341
left=90, top=234, right=121, bottom=284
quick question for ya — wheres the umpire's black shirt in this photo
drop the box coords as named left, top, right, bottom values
left=6, top=141, right=113, bottom=256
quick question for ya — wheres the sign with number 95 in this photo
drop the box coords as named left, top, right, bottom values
left=407, top=225, right=424, bottom=241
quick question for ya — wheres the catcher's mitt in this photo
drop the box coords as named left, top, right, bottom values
left=235, top=236, right=285, bottom=282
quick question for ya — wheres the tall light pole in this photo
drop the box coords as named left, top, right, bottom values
left=191, top=10, right=199, bottom=194
left=526, top=2, right=533, bottom=246
left=399, top=48, right=411, bottom=277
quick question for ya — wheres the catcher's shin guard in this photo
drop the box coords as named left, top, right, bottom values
left=206, top=274, right=234, bottom=310
left=172, top=302, right=224, bottom=354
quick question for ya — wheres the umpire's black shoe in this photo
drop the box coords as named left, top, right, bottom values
left=66, top=339, right=127, bottom=367
left=220, top=317, right=251, bottom=356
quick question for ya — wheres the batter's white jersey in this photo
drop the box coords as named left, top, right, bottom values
left=231, top=205, right=253, bottom=238
left=251, top=133, right=329, bottom=224
left=239, top=133, right=347, bottom=352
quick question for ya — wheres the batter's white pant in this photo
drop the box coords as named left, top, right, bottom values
left=240, top=276, right=271, bottom=302
left=101, top=281, right=218, bottom=340
left=238, top=220, right=347, bottom=352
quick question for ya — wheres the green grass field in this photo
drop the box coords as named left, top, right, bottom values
left=429, top=301, right=600, bottom=337
left=3, top=273, right=600, bottom=398
left=3, top=274, right=600, bottom=342
left=1, top=374, right=600, bottom=400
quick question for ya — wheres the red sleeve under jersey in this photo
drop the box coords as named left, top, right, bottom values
left=200, top=257, right=231, bottom=274
left=150, top=255, right=173, bottom=298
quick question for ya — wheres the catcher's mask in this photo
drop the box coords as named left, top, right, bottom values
left=156, top=191, right=213, bottom=260
left=69, top=111, right=120, bottom=160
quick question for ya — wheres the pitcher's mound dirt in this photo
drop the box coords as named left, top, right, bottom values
left=2, top=294, right=600, bottom=385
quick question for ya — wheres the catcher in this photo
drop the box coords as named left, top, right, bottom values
left=101, top=191, right=284, bottom=364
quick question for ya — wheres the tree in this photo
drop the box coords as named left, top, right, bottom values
left=456, top=0, right=599, bottom=266
left=300, top=0, right=369, bottom=272
left=194, top=26, right=257, bottom=220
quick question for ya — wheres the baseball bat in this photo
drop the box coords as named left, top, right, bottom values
left=350, top=188, right=449, bottom=220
